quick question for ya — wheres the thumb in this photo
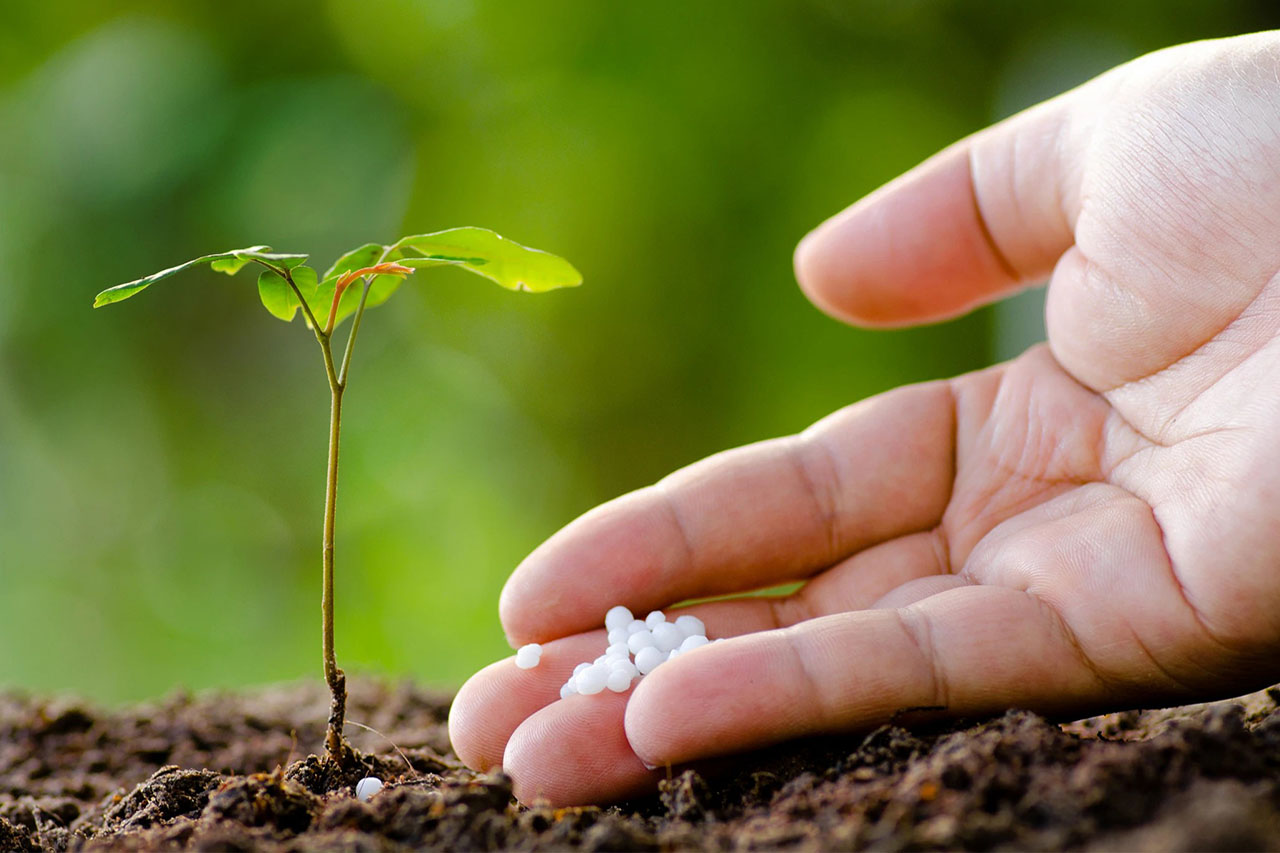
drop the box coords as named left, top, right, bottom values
left=795, top=86, right=1090, bottom=328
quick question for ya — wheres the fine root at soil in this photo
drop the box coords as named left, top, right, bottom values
left=3, top=679, right=1280, bottom=851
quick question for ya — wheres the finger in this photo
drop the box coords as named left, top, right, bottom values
left=500, top=381, right=957, bottom=644
left=459, top=529, right=960, bottom=774
left=784, top=529, right=950, bottom=617
left=624, top=585, right=1113, bottom=768
left=448, top=631, right=608, bottom=773
left=870, top=574, right=970, bottom=610
left=449, top=599, right=781, bottom=775
left=795, top=85, right=1090, bottom=327
left=459, top=532, right=956, bottom=802
left=684, top=528, right=950, bottom=632
left=502, top=690, right=657, bottom=805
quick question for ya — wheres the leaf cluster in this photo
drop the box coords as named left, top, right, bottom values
left=94, top=228, right=582, bottom=330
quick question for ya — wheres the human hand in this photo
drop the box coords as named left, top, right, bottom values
left=449, top=31, right=1280, bottom=805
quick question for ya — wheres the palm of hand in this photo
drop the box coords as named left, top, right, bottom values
left=449, top=33, right=1280, bottom=805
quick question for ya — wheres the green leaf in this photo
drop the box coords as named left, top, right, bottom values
left=322, top=243, right=384, bottom=280
left=256, top=265, right=317, bottom=323
left=389, top=227, right=581, bottom=292
left=94, top=246, right=308, bottom=307
left=360, top=271, right=408, bottom=312
left=257, top=270, right=296, bottom=321
left=395, top=256, right=471, bottom=272
left=212, top=250, right=309, bottom=275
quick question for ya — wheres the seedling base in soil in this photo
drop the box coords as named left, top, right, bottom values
left=4, top=679, right=1280, bottom=851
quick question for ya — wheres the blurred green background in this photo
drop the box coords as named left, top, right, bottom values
left=1, top=0, right=1274, bottom=704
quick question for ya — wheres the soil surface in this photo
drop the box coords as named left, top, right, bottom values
left=2, top=679, right=1280, bottom=851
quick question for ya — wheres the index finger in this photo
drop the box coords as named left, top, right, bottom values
left=500, top=381, right=958, bottom=644
left=794, top=78, right=1082, bottom=328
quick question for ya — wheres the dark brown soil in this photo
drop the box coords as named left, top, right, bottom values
left=3, top=679, right=1280, bottom=851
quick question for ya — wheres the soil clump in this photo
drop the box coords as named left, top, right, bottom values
left=3, top=679, right=1279, bottom=850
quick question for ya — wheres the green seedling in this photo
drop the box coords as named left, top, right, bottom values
left=95, top=227, right=581, bottom=763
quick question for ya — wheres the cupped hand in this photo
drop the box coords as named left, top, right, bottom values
left=449, top=32, right=1280, bottom=805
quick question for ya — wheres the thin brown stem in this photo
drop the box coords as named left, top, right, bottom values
left=313, top=247, right=394, bottom=763
left=319, top=331, right=339, bottom=390
left=321, top=337, right=348, bottom=763
left=252, top=257, right=350, bottom=762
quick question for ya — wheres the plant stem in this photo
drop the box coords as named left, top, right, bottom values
left=338, top=244, right=392, bottom=386
left=313, top=253, right=387, bottom=763
left=254, top=259, right=378, bottom=763
left=284, top=267, right=324, bottom=334
left=321, top=349, right=347, bottom=763
left=337, top=281, right=372, bottom=387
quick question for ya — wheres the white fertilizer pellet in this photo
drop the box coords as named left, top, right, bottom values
left=634, top=645, right=665, bottom=675
left=605, top=605, right=634, bottom=631
left=514, top=643, right=542, bottom=669
left=674, top=614, right=706, bottom=639
left=577, top=663, right=609, bottom=695
left=606, top=667, right=633, bottom=692
left=680, top=634, right=709, bottom=652
left=355, top=777, right=383, bottom=802
left=652, top=622, right=683, bottom=652
left=627, top=630, right=656, bottom=654
left=533, top=606, right=717, bottom=703
left=610, top=659, right=639, bottom=679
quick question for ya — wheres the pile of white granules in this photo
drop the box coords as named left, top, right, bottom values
left=514, top=606, right=718, bottom=699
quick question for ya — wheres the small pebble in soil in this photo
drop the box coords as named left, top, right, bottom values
left=355, top=777, right=383, bottom=802
left=515, top=644, right=542, bottom=669
left=556, top=607, right=712, bottom=701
